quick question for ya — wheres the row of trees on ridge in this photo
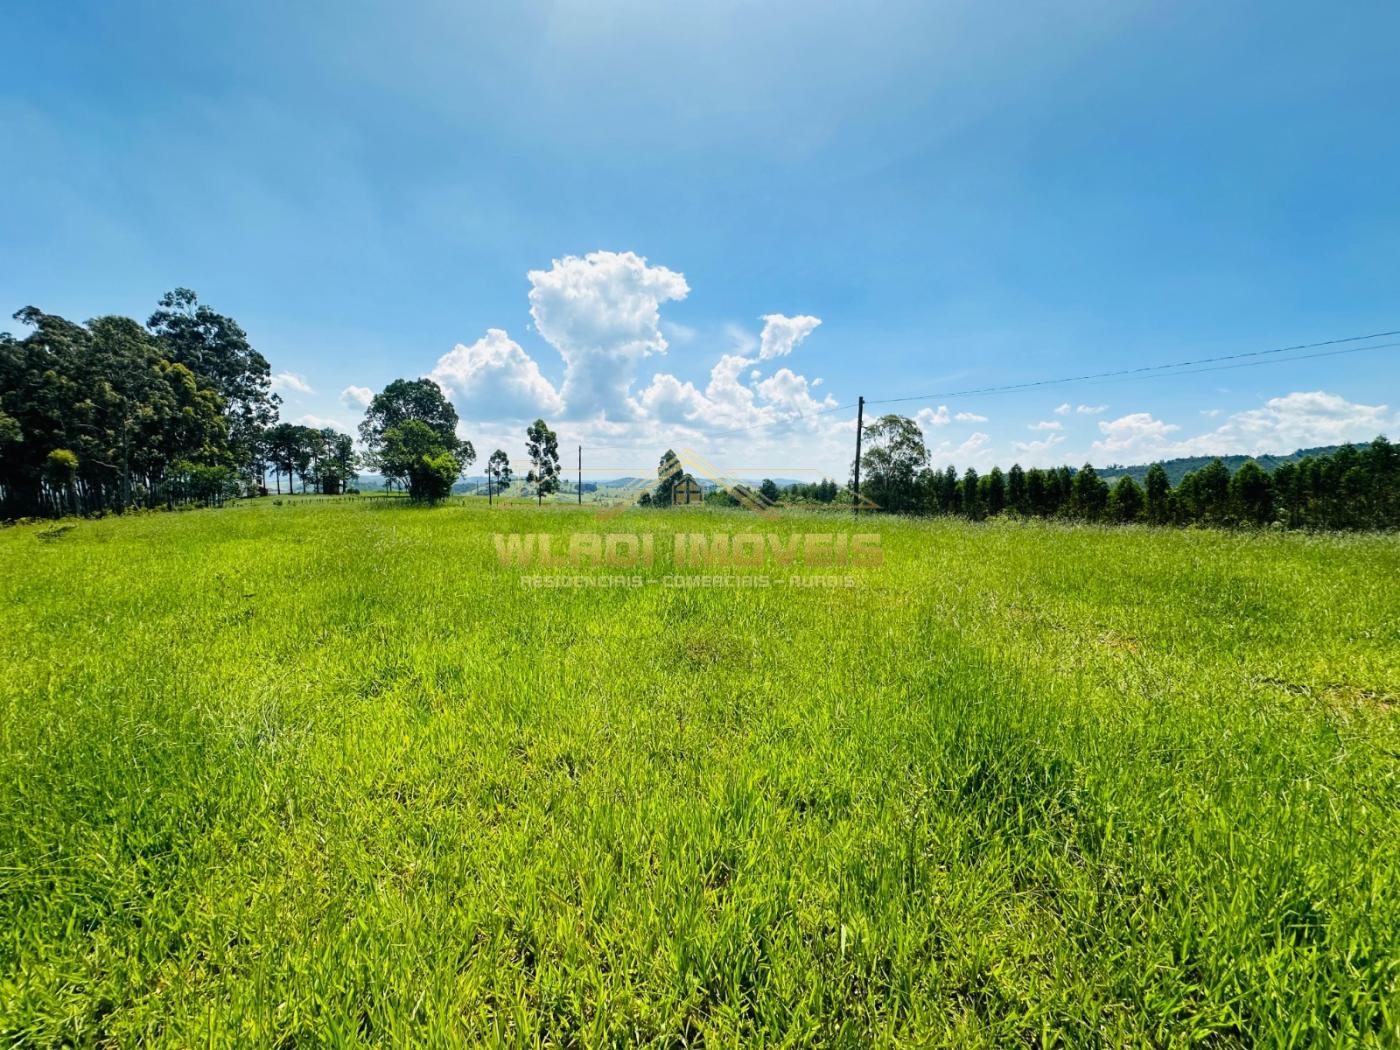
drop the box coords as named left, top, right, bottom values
left=854, top=413, right=1398, bottom=529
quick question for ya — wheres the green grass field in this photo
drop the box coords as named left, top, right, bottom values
left=1, top=500, right=1397, bottom=1046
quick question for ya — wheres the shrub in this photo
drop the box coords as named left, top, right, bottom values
left=409, top=452, right=459, bottom=502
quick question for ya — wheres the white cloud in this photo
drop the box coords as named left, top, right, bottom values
left=297, top=414, right=352, bottom=433
left=272, top=372, right=314, bottom=396
left=1091, top=412, right=1182, bottom=460
left=913, top=407, right=986, bottom=429
left=1075, top=404, right=1107, bottom=415
left=386, top=249, right=855, bottom=471
left=957, top=432, right=990, bottom=456
left=527, top=250, right=689, bottom=419
left=631, top=309, right=834, bottom=434
left=1200, top=408, right=1222, bottom=418
left=916, top=405, right=951, bottom=430
left=340, top=385, right=373, bottom=410
left=1177, top=390, right=1392, bottom=456
left=697, top=352, right=762, bottom=426
left=926, top=431, right=998, bottom=471
left=1090, top=392, right=1393, bottom=464
left=631, top=372, right=709, bottom=424
left=1028, top=420, right=1062, bottom=431
left=429, top=328, right=564, bottom=421
left=632, top=345, right=837, bottom=434
left=758, top=314, right=822, bottom=359
left=755, top=367, right=831, bottom=414
left=1013, top=432, right=1066, bottom=462
left=1054, top=402, right=1071, bottom=415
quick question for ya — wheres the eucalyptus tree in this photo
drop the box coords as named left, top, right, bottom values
left=264, top=423, right=301, bottom=495
left=1144, top=463, right=1172, bottom=524
left=0, top=307, right=224, bottom=515
left=147, top=288, right=278, bottom=482
left=1007, top=464, right=1027, bottom=515
left=655, top=449, right=683, bottom=505
left=1229, top=460, right=1273, bottom=525
left=982, top=466, right=1006, bottom=516
left=486, top=449, right=512, bottom=504
left=1070, top=464, right=1109, bottom=521
left=1107, top=476, right=1145, bottom=522
left=322, top=431, right=358, bottom=493
left=525, top=419, right=560, bottom=506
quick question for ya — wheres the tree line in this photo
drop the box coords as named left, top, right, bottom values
left=0, top=285, right=574, bottom=516
left=854, top=413, right=1399, bottom=529
left=8, top=314, right=1391, bottom=532
left=0, top=290, right=371, bottom=518
left=0, top=280, right=583, bottom=515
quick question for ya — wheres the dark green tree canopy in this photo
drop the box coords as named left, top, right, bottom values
left=359, top=379, right=459, bottom=448
left=147, top=289, right=278, bottom=478
left=409, top=450, right=460, bottom=503
left=1108, top=475, right=1145, bottom=522
left=359, top=378, right=474, bottom=487
left=902, top=438, right=1394, bottom=530
left=379, top=419, right=465, bottom=500
left=855, top=414, right=928, bottom=514
left=147, top=289, right=269, bottom=409
left=1, top=307, right=226, bottom=515
left=1229, top=460, right=1273, bottom=525
left=1070, top=464, right=1109, bottom=520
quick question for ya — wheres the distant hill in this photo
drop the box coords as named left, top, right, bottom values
left=1098, top=444, right=1347, bottom=486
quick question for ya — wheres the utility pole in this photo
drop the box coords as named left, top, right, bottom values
left=852, top=395, right=865, bottom=516
left=578, top=445, right=582, bottom=505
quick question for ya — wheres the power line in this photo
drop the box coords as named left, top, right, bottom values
left=578, top=404, right=859, bottom=447
left=537, top=329, right=1396, bottom=452
left=1074, top=339, right=1400, bottom=385
left=864, top=329, right=1400, bottom=407
left=694, top=328, right=1396, bottom=440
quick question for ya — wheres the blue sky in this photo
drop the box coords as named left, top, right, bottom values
left=3, top=0, right=1398, bottom=478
